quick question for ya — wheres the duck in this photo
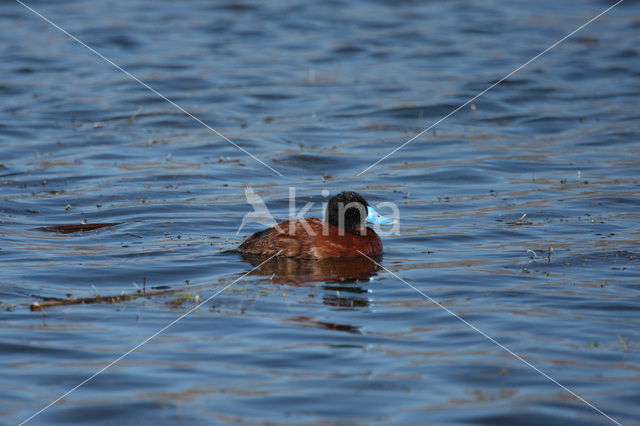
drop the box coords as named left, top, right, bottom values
left=237, top=191, right=393, bottom=260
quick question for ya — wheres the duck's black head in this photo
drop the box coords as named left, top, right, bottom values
left=326, top=191, right=369, bottom=231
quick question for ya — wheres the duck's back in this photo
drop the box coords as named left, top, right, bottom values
left=237, top=218, right=382, bottom=259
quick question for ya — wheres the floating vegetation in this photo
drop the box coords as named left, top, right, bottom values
left=165, top=292, right=201, bottom=308
left=39, top=223, right=120, bottom=233
left=30, top=288, right=169, bottom=311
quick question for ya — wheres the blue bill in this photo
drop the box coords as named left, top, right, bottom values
left=366, top=206, right=394, bottom=225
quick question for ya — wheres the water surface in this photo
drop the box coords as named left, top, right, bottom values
left=1, top=0, right=639, bottom=424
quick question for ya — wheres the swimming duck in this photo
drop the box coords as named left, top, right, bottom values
left=237, top=191, right=392, bottom=259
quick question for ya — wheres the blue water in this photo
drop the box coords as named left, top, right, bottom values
left=1, top=0, right=640, bottom=424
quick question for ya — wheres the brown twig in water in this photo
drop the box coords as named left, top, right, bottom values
left=30, top=289, right=169, bottom=311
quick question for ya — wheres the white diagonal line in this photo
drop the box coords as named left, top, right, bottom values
left=15, top=0, right=283, bottom=177
left=357, top=250, right=622, bottom=426
left=19, top=250, right=282, bottom=425
left=357, top=0, right=624, bottom=176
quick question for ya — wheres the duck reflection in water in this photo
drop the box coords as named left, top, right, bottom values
left=240, top=252, right=380, bottom=284
left=239, top=253, right=380, bottom=309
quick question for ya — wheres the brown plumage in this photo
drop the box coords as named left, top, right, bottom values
left=237, top=218, right=382, bottom=260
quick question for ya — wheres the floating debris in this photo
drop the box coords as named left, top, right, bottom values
left=31, top=288, right=168, bottom=311
left=507, top=213, right=533, bottom=226
left=39, top=223, right=120, bottom=233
